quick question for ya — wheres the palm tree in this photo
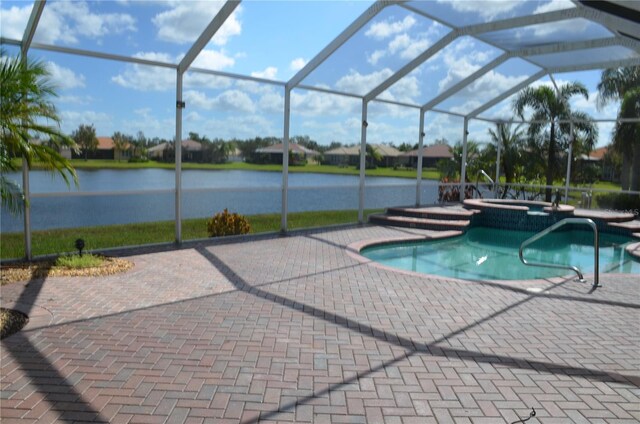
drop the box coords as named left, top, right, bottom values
left=488, top=122, right=524, bottom=185
left=365, top=144, right=383, bottom=168
left=0, top=50, right=77, bottom=214
left=72, top=124, right=98, bottom=160
left=112, top=131, right=131, bottom=162
left=513, top=82, right=597, bottom=201
left=597, top=66, right=640, bottom=191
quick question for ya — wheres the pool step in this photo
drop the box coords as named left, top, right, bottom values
left=573, top=208, right=636, bottom=223
left=385, top=206, right=476, bottom=221
left=369, top=213, right=471, bottom=232
left=608, top=219, right=640, bottom=234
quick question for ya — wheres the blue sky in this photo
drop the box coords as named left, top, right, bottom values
left=1, top=0, right=629, bottom=148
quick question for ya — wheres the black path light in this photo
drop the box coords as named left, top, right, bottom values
left=75, top=238, right=85, bottom=257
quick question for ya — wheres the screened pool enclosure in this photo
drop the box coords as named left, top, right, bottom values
left=1, top=0, right=639, bottom=259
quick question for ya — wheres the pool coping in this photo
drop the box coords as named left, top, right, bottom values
left=463, top=198, right=575, bottom=214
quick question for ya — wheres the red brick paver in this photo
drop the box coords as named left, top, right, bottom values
left=2, top=225, right=639, bottom=423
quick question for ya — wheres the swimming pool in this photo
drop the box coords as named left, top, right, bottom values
left=361, top=227, right=640, bottom=280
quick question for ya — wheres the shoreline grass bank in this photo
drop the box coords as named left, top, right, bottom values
left=1, top=209, right=382, bottom=260
left=26, top=159, right=441, bottom=180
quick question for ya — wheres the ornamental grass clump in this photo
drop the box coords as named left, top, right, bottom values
left=207, top=209, right=251, bottom=237
left=56, top=253, right=104, bottom=269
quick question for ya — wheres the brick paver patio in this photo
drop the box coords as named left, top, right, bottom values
left=1, top=224, right=639, bottom=423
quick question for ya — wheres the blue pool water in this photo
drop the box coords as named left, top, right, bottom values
left=361, top=227, right=640, bottom=280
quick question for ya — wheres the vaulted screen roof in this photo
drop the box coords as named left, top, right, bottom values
left=1, top=0, right=639, bottom=123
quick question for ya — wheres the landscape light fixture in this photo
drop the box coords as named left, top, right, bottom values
left=75, top=238, right=85, bottom=257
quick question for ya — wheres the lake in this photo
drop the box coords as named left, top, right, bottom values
left=1, top=169, right=439, bottom=232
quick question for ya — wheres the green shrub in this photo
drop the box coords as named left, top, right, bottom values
left=55, top=253, right=104, bottom=269
left=128, top=156, right=149, bottom=163
left=206, top=209, right=251, bottom=237
left=596, top=192, right=640, bottom=214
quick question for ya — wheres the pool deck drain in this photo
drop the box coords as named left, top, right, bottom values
left=1, top=224, right=639, bottom=423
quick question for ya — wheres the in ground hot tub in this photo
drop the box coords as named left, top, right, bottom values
left=464, top=198, right=575, bottom=232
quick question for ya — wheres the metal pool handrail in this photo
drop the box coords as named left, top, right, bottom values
left=519, top=218, right=600, bottom=289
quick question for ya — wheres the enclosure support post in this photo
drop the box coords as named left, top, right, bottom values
left=358, top=100, right=368, bottom=223
left=281, top=87, right=291, bottom=233
left=175, top=71, right=183, bottom=244
left=416, top=109, right=425, bottom=206
left=460, top=117, right=469, bottom=201
left=564, top=121, right=574, bottom=203
left=495, top=134, right=501, bottom=198
left=22, top=161, right=32, bottom=260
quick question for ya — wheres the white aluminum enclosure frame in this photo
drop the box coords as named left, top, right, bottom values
left=3, top=0, right=640, bottom=259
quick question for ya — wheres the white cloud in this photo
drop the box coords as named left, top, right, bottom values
left=46, top=62, right=86, bottom=90
left=60, top=110, right=112, bottom=135
left=533, top=0, right=575, bottom=14
left=153, top=2, right=241, bottom=45
left=235, top=79, right=274, bottom=95
left=437, top=0, right=521, bottom=20
left=121, top=108, right=174, bottom=139
left=297, top=118, right=360, bottom=144
left=112, top=52, right=176, bottom=91
left=368, top=21, right=442, bottom=64
left=0, top=5, right=31, bottom=39
left=378, top=75, right=421, bottom=105
left=436, top=40, right=492, bottom=94
left=424, top=112, right=465, bottom=145
left=184, top=89, right=256, bottom=113
left=57, top=95, right=93, bottom=105
left=333, top=68, right=420, bottom=104
left=112, top=50, right=235, bottom=91
left=290, top=58, right=307, bottom=72
left=258, top=91, right=284, bottom=114
left=460, top=71, right=529, bottom=101
left=388, top=33, right=431, bottom=60
left=0, top=1, right=136, bottom=45
left=191, top=49, right=235, bottom=70
left=365, top=15, right=416, bottom=40
left=335, top=69, right=393, bottom=95
left=196, top=114, right=278, bottom=140
left=291, top=90, right=360, bottom=117
left=367, top=50, right=387, bottom=66
left=251, top=67, right=278, bottom=80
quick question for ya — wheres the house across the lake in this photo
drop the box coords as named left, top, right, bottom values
left=254, top=143, right=319, bottom=165
left=578, top=146, right=618, bottom=182
left=323, top=144, right=402, bottom=167
left=401, top=144, right=453, bottom=168
left=147, top=139, right=203, bottom=162
left=72, top=137, right=131, bottom=161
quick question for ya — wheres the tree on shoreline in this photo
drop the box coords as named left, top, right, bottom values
left=488, top=122, right=524, bottom=186
left=0, top=50, right=77, bottom=214
left=513, top=82, right=597, bottom=202
left=72, top=124, right=98, bottom=160
left=597, top=66, right=640, bottom=191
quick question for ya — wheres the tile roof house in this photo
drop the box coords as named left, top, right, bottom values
left=323, top=144, right=401, bottom=167
left=71, top=136, right=131, bottom=160
left=147, top=140, right=203, bottom=162
left=401, top=144, right=453, bottom=168
left=254, top=142, right=319, bottom=165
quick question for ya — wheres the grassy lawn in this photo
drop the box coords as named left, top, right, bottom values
left=26, top=159, right=441, bottom=180
left=1, top=209, right=383, bottom=260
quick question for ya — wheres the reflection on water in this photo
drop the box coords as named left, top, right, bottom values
left=2, top=169, right=437, bottom=232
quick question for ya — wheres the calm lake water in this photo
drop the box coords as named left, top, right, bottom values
left=2, top=169, right=438, bottom=232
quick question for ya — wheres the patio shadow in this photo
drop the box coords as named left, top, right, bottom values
left=195, top=245, right=640, bottom=422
